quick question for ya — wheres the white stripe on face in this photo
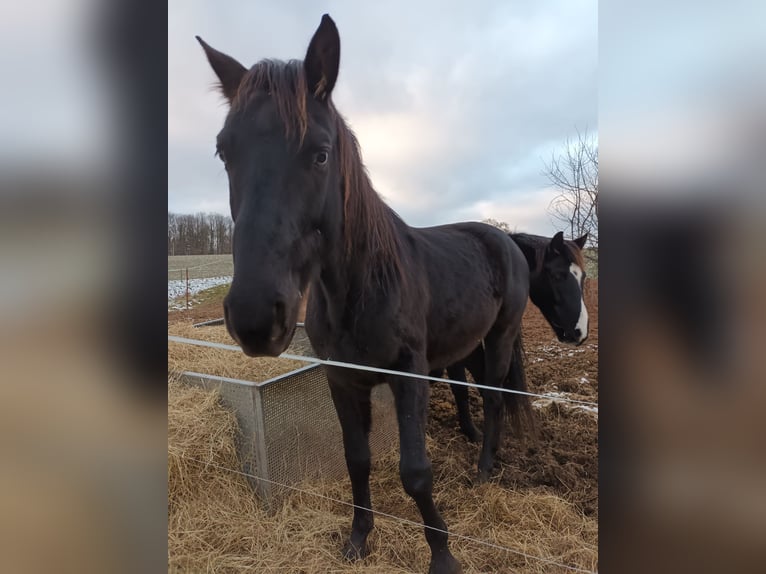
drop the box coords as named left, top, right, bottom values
left=570, top=263, right=588, bottom=342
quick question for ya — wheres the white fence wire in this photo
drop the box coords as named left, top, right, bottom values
left=167, top=335, right=598, bottom=409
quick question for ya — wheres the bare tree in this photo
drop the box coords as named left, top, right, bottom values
left=482, top=218, right=512, bottom=233
left=168, top=212, right=178, bottom=256
left=544, top=130, right=598, bottom=248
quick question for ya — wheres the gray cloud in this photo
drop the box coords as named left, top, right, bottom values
left=169, top=0, right=597, bottom=236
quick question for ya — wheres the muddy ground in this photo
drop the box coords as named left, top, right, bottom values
left=425, top=279, right=598, bottom=518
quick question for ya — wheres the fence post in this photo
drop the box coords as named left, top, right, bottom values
left=186, top=268, right=190, bottom=310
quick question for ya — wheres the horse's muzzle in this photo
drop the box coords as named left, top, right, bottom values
left=557, top=328, right=588, bottom=347
left=223, top=292, right=295, bottom=357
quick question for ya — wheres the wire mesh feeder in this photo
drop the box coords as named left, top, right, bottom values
left=180, top=324, right=398, bottom=507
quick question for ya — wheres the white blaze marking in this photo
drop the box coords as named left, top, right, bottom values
left=570, top=263, right=588, bottom=342
left=569, top=262, right=583, bottom=283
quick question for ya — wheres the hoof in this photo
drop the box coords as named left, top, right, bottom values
left=463, top=427, right=480, bottom=443
left=475, top=469, right=490, bottom=484
left=341, top=540, right=369, bottom=561
left=429, top=553, right=463, bottom=574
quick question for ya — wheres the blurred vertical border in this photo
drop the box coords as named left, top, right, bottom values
left=600, top=1, right=766, bottom=572
left=0, top=0, right=167, bottom=572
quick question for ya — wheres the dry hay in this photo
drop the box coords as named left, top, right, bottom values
left=168, top=322, right=304, bottom=382
left=168, top=379, right=598, bottom=573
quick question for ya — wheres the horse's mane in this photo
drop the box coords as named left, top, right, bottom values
left=510, top=232, right=585, bottom=272
left=233, top=60, right=309, bottom=142
left=233, top=59, right=403, bottom=286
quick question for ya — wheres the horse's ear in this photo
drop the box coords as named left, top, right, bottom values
left=574, top=233, right=588, bottom=250
left=548, top=231, right=565, bottom=256
left=196, top=36, right=247, bottom=103
left=304, top=14, right=340, bottom=101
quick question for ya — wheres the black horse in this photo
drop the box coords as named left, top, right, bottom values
left=433, top=232, right=589, bottom=448
left=197, top=15, right=535, bottom=574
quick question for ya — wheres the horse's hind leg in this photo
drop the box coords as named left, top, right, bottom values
left=445, top=363, right=480, bottom=443
left=476, top=328, right=517, bottom=483
left=390, top=367, right=462, bottom=574
left=328, top=378, right=374, bottom=560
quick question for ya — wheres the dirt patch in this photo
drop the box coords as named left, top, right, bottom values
left=428, top=280, right=598, bottom=517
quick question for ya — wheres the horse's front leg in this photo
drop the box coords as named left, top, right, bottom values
left=328, top=377, right=374, bottom=560
left=390, top=363, right=462, bottom=574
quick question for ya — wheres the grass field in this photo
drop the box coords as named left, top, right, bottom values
left=168, top=250, right=598, bottom=280
left=168, top=254, right=233, bottom=280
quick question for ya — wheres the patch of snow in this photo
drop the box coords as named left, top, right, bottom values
left=535, top=343, right=588, bottom=358
left=168, top=276, right=232, bottom=308
left=532, top=391, right=598, bottom=416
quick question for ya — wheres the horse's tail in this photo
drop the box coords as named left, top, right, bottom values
left=503, top=333, right=537, bottom=440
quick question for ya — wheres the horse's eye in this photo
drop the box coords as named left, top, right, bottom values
left=314, top=151, right=329, bottom=166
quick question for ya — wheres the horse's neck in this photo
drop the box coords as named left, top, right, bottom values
left=510, top=234, right=544, bottom=283
left=316, top=197, right=404, bottom=315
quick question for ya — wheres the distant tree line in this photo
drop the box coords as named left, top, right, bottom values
left=168, top=212, right=234, bottom=255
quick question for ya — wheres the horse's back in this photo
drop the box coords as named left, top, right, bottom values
left=412, top=222, right=528, bottom=297
left=410, top=222, right=529, bottom=369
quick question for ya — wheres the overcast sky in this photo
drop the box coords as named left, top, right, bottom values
left=168, top=0, right=597, bottom=234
